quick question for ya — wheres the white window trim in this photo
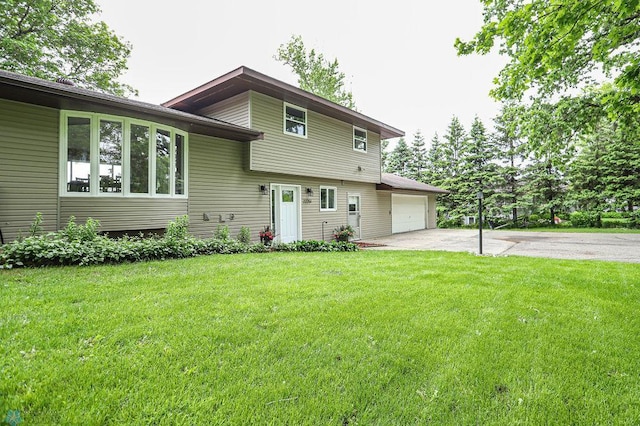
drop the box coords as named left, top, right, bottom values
left=353, top=126, right=367, bottom=153
left=59, top=111, right=188, bottom=198
left=320, top=186, right=338, bottom=212
left=283, top=102, right=308, bottom=139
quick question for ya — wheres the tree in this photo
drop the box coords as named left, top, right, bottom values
left=0, top=0, right=135, bottom=96
left=423, top=132, right=447, bottom=186
left=275, top=35, right=356, bottom=109
left=385, top=138, right=412, bottom=177
left=437, top=116, right=470, bottom=220
left=455, top=1, right=640, bottom=117
left=408, top=130, right=427, bottom=180
left=492, top=104, right=527, bottom=222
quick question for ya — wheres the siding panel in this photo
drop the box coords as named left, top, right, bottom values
left=249, top=92, right=382, bottom=183
left=197, top=92, right=250, bottom=127
left=59, top=198, right=188, bottom=232
left=0, top=100, right=59, bottom=241
left=188, top=134, right=391, bottom=241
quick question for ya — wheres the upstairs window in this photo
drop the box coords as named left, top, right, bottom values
left=320, top=186, right=337, bottom=211
left=61, top=111, right=187, bottom=198
left=353, top=126, right=367, bottom=152
left=284, top=103, right=307, bottom=138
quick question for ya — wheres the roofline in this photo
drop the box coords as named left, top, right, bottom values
left=0, top=70, right=264, bottom=142
left=163, top=66, right=405, bottom=140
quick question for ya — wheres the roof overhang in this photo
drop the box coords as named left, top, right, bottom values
left=377, top=173, right=449, bottom=194
left=0, top=70, right=264, bottom=142
left=163, top=66, right=404, bottom=140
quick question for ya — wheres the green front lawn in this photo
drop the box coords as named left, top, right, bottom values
left=2, top=251, right=639, bottom=424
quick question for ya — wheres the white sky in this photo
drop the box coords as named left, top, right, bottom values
left=98, top=0, right=506, bottom=146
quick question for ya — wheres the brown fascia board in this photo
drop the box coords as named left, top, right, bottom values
left=0, top=70, right=263, bottom=142
left=163, top=66, right=405, bottom=140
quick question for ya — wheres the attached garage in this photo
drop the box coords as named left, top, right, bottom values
left=377, top=173, right=449, bottom=234
left=392, top=194, right=427, bottom=233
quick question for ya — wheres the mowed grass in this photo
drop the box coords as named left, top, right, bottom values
left=1, top=251, right=640, bottom=424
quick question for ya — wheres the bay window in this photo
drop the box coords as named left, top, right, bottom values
left=60, top=111, right=187, bottom=197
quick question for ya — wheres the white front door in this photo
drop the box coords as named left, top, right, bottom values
left=272, top=184, right=301, bottom=243
left=347, top=194, right=361, bottom=240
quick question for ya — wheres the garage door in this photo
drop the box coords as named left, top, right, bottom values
left=392, top=194, right=427, bottom=233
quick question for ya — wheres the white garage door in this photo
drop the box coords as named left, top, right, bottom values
left=392, top=194, right=427, bottom=234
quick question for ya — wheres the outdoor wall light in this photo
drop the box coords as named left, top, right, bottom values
left=306, top=187, right=314, bottom=196
left=259, top=184, right=268, bottom=195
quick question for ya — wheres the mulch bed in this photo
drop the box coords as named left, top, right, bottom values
left=355, top=241, right=387, bottom=248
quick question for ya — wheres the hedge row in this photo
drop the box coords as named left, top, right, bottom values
left=0, top=216, right=358, bottom=269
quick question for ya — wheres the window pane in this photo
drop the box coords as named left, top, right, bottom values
left=286, top=106, right=305, bottom=122
left=320, top=188, right=327, bottom=209
left=67, top=117, right=91, bottom=192
left=328, top=189, right=336, bottom=209
left=282, top=190, right=294, bottom=202
left=130, top=124, right=149, bottom=194
left=175, top=134, right=185, bottom=195
left=285, top=120, right=306, bottom=136
left=285, top=106, right=306, bottom=136
left=99, top=120, right=122, bottom=193
left=156, top=129, right=171, bottom=194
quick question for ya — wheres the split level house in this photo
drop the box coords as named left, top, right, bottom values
left=0, top=66, right=447, bottom=244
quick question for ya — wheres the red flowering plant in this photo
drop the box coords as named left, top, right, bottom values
left=259, top=226, right=274, bottom=245
left=333, top=225, right=354, bottom=242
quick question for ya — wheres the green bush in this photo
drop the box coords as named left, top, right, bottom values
left=570, top=211, right=600, bottom=228
left=237, top=226, right=251, bottom=244
left=214, top=225, right=230, bottom=240
left=601, top=218, right=631, bottom=229
left=0, top=216, right=358, bottom=269
left=601, top=211, right=624, bottom=219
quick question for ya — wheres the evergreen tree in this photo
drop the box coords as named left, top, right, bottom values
left=438, top=116, right=469, bottom=221
left=601, top=120, right=640, bottom=213
left=423, top=132, right=446, bottom=185
left=522, top=154, right=568, bottom=223
left=492, top=104, right=528, bottom=222
left=385, top=138, right=412, bottom=177
left=409, top=130, right=427, bottom=180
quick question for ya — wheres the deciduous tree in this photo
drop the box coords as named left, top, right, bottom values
left=0, top=0, right=135, bottom=96
left=275, top=35, right=356, bottom=109
left=456, top=0, right=640, bottom=118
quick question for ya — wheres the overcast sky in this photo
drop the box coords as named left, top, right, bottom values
left=98, top=0, right=506, bottom=145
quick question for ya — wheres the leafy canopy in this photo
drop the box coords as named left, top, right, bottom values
left=0, top=0, right=135, bottom=96
left=275, top=35, right=356, bottom=109
left=455, top=0, right=640, bottom=114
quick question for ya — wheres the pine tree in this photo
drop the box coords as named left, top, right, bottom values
left=492, top=104, right=528, bottom=222
left=423, top=132, right=446, bottom=186
left=438, top=116, right=469, bottom=221
left=409, top=130, right=427, bottom=180
left=385, top=138, right=412, bottom=177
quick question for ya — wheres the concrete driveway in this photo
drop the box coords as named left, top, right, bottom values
left=364, top=229, right=640, bottom=263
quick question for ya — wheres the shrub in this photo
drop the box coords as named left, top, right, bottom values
left=333, top=225, right=354, bottom=242
left=165, top=215, right=190, bottom=240
left=0, top=216, right=358, bottom=269
left=214, top=225, right=230, bottom=241
left=570, top=211, right=600, bottom=228
left=237, top=226, right=251, bottom=244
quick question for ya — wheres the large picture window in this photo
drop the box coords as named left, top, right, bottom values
left=284, top=103, right=307, bottom=138
left=60, top=111, right=187, bottom=197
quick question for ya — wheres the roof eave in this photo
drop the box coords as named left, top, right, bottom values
left=163, top=66, right=405, bottom=140
left=0, top=70, right=263, bottom=142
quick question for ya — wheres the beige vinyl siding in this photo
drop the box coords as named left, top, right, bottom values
left=188, top=134, right=270, bottom=238
left=196, top=92, right=250, bottom=127
left=0, top=99, right=59, bottom=241
left=188, top=133, right=391, bottom=240
left=59, top=198, right=187, bottom=232
left=249, top=92, right=382, bottom=183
